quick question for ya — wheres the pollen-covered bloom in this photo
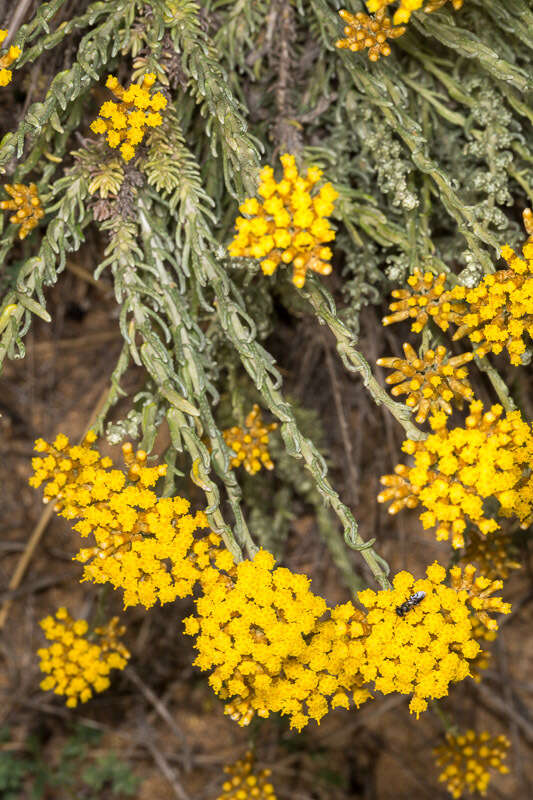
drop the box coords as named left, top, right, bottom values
left=335, top=9, right=406, bottom=61
left=434, top=729, right=510, bottom=798
left=449, top=242, right=533, bottom=366
left=38, top=608, right=129, bottom=707
left=217, top=751, right=276, bottom=800
left=90, top=73, right=167, bottom=161
left=0, top=183, right=44, bottom=239
left=0, top=30, right=21, bottom=86
left=29, top=433, right=221, bottom=608
left=357, top=562, right=485, bottom=718
left=379, top=402, right=533, bottom=548
left=223, top=405, right=277, bottom=474
left=229, top=154, right=338, bottom=289
left=184, top=549, right=372, bottom=732
left=382, top=270, right=459, bottom=333
left=377, top=343, right=474, bottom=424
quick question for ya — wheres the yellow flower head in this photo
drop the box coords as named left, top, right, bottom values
left=434, top=729, right=510, bottom=799
left=0, top=183, right=44, bottom=239
left=335, top=8, right=406, bottom=61
left=29, top=434, right=218, bottom=608
left=217, top=751, right=276, bottom=800
left=90, top=73, right=167, bottom=161
left=38, top=608, right=129, bottom=707
left=449, top=242, right=533, bottom=366
left=229, top=154, right=338, bottom=288
left=379, top=402, right=533, bottom=548
left=357, top=562, right=483, bottom=718
left=424, top=0, right=463, bottom=13
left=377, top=342, right=474, bottom=424
left=223, top=405, right=277, bottom=474
left=0, top=30, right=21, bottom=87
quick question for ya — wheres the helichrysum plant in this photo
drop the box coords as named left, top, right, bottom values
left=0, top=0, right=529, bottom=795
left=37, top=608, right=129, bottom=707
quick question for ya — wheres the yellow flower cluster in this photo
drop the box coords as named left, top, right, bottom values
left=29, top=433, right=226, bottom=608
left=90, top=73, right=167, bottom=162
left=335, top=9, right=406, bottom=62
left=0, top=30, right=21, bottom=86
left=434, top=729, right=510, bottom=798
left=449, top=243, right=533, bottom=365
left=38, top=608, right=129, bottom=707
left=383, top=243, right=533, bottom=366
left=461, top=530, right=521, bottom=582
left=184, top=549, right=508, bottom=728
left=223, top=405, right=278, bottom=475
left=379, top=401, right=533, bottom=548
left=217, top=752, right=276, bottom=800
left=184, top=549, right=373, bottom=731
left=358, top=562, right=483, bottom=717
left=382, top=270, right=459, bottom=333
left=377, top=343, right=473, bottom=424
left=229, top=154, right=338, bottom=289
left=0, top=183, right=45, bottom=239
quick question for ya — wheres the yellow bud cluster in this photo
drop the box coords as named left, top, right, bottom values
left=90, top=73, right=167, bottom=161
left=434, top=729, right=510, bottom=798
left=0, top=30, right=21, bottom=87
left=29, top=433, right=224, bottom=608
left=449, top=243, right=533, bottom=365
left=377, top=343, right=474, bottom=423
left=229, top=154, right=338, bottom=289
left=37, top=608, right=129, bottom=707
left=379, top=401, right=533, bottom=548
left=335, top=9, right=406, bottom=61
left=223, top=405, right=277, bottom=474
left=217, top=751, right=276, bottom=800
left=358, top=562, right=482, bottom=718
left=0, top=183, right=44, bottom=239
left=461, top=530, right=521, bottom=582
left=382, top=270, right=461, bottom=333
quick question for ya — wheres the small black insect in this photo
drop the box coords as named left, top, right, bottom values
left=396, top=591, right=426, bottom=617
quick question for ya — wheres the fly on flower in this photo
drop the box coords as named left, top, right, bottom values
left=396, top=590, right=426, bottom=617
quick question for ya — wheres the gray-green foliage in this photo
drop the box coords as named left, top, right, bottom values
left=0, top=0, right=531, bottom=589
